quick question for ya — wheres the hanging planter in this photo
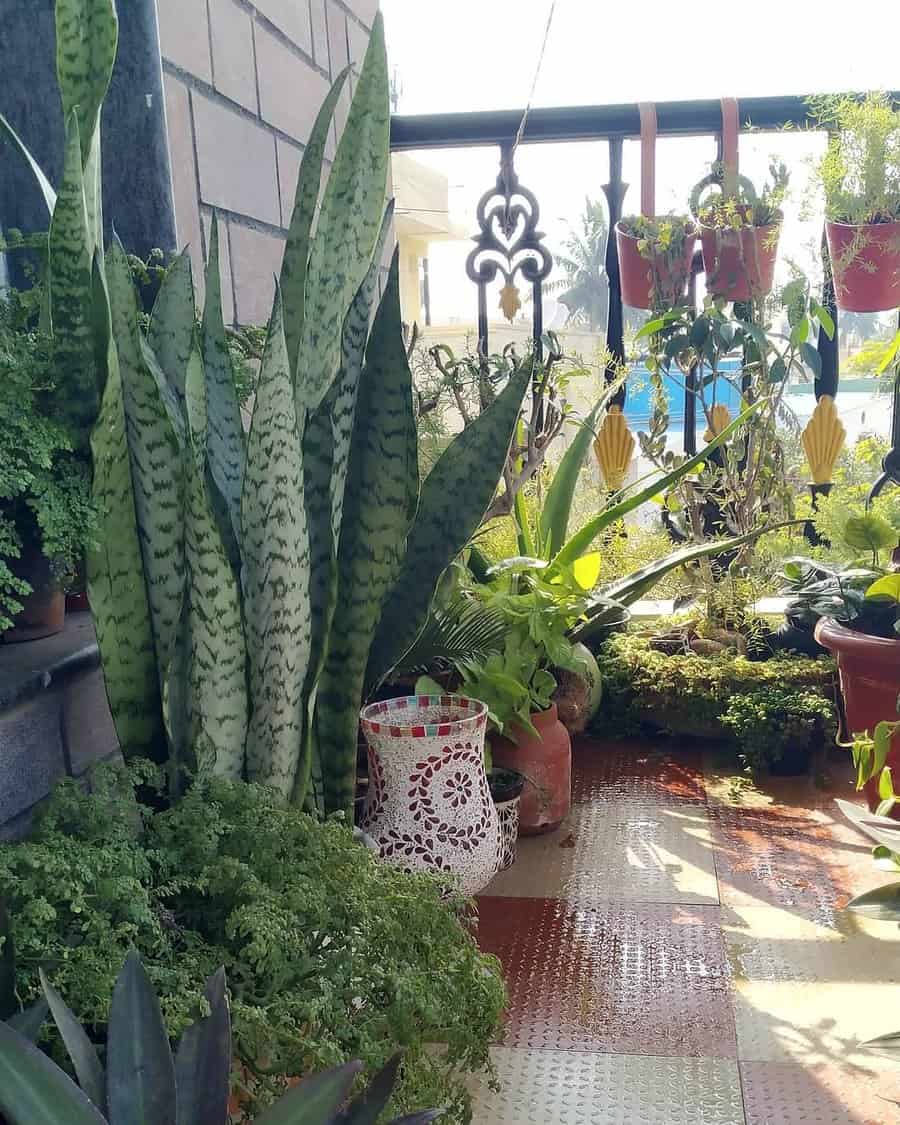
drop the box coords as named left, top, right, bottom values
left=359, top=695, right=501, bottom=895
left=691, top=98, right=785, bottom=302
left=825, top=219, right=900, bottom=313
left=615, top=104, right=697, bottom=310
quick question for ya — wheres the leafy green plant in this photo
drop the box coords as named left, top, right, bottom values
left=0, top=765, right=503, bottom=1121
left=691, top=161, right=789, bottom=231
left=720, top=686, right=836, bottom=772
left=780, top=556, right=900, bottom=638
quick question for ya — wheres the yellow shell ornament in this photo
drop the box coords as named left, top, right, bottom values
left=801, top=395, right=845, bottom=485
left=498, top=283, right=521, bottom=322
left=703, top=403, right=732, bottom=443
left=594, top=406, right=635, bottom=491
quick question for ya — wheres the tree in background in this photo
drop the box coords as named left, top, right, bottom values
left=550, top=196, right=610, bottom=332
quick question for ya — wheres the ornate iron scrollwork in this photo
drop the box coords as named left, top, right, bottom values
left=465, top=142, right=553, bottom=357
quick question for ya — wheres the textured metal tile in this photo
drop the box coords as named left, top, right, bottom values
left=485, top=802, right=719, bottom=904
left=476, top=896, right=736, bottom=1056
left=574, top=738, right=708, bottom=806
left=740, top=1060, right=899, bottom=1125
left=469, top=1048, right=745, bottom=1124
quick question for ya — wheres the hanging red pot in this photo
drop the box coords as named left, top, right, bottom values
left=825, top=220, right=900, bottom=313
left=615, top=103, right=697, bottom=310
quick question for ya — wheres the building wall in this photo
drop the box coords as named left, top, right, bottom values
left=157, top=0, right=378, bottom=324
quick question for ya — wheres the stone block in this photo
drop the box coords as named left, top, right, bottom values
left=255, top=25, right=331, bottom=143
left=210, top=0, right=259, bottom=111
left=202, top=210, right=237, bottom=325
left=192, top=93, right=281, bottom=226
left=63, top=667, right=121, bottom=777
left=326, top=1, right=349, bottom=76
left=229, top=222, right=286, bottom=324
left=309, top=0, right=330, bottom=71
left=163, top=75, right=206, bottom=290
left=254, top=0, right=313, bottom=55
left=157, top=0, right=212, bottom=82
left=276, top=138, right=303, bottom=227
left=344, top=0, right=378, bottom=29
left=0, top=694, right=66, bottom=825
left=347, top=16, right=369, bottom=70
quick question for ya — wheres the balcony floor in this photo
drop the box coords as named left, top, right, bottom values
left=470, top=737, right=900, bottom=1124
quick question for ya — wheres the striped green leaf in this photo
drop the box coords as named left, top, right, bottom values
left=202, top=213, right=244, bottom=551
left=366, top=359, right=532, bottom=690
left=149, top=251, right=195, bottom=406
left=0, top=1023, right=106, bottom=1125
left=55, top=0, right=118, bottom=167
left=0, top=112, right=57, bottom=215
left=184, top=341, right=247, bottom=781
left=48, top=111, right=98, bottom=447
left=315, top=254, right=418, bottom=816
left=296, top=13, right=390, bottom=411
left=241, top=288, right=311, bottom=798
left=280, top=67, right=350, bottom=375
left=88, top=315, right=165, bottom=761
left=107, top=241, right=186, bottom=705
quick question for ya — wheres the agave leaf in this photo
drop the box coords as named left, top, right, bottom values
left=107, top=952, right=176, bottom=1125
left=49, top=110, right=98, bottom=446
left=296, top=13, right=390, bottom=411
left=280, top=67, right=350, bottom=375
left=254, top=1061, right=363, bottom=1125
left=335, top=1054, right=399, bottom=1124
left=7, top=999, right=49, bottom=1043
left=861, top=1031, right=900, bottom=1059
left=202, top=213, right=245, bottom=552
left=0, top=899, right=14, bottom=1021
left=836, top=797, right=900, bottom=854
left=366, top=359, right=532, bottom=691
left=846, top=882, right=900, bottom=921
left=40, top=969, right=106, bottom=1114
left=315, top=254, right=418, bottom=816
left=148, top=251, right=195, bottom=405
left=184, top=342, right=247, bottom=781
left=55, top=0, right=118, bottom=168
left=174, top=968, right=230, bottom=1125
left=241, top=288, right=311, bottom=798
left=0, top=112, right=57, bottom=215
left=0, top=1022, right=106, bottom=1125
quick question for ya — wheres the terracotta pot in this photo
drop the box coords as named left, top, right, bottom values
left=699, top=221, right=780, bottom=301
left=491, top=704, right=571, bottom=835
left=825, top=220, right=900, bottom=313
left=1, top=510, right=65, bottom=643
left=815, top=618, right=900, bottom=815
left=615, top=221, right=696, bottom=310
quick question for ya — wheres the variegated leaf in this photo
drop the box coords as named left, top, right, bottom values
left=202, top=213, right=244, bottom=551
left=55, top=0, right=118, bottom=166
left=296, top=13, right=390, bottom=411
left=366, top=360, right=532, bottom=689
left=241, top=288, right=310, bottom=798
left=315, top=253, right=418, bottom=816
left=148, top=251, right=195, bottom=405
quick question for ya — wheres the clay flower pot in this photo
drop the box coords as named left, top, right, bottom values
left=699, top=220, right=780, bottom=301
left=1, top=510, right=65, bottom=643
left=815, top=618, right=900, bottom=815
left=825, top=220, right=900, bottom=313
left=615, top=221, right=697, bottom=310
left=359, top=694, right=500, bottom=895
left=490, top=703, right=571, bottom=835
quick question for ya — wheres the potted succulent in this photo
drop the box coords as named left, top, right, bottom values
left=616, top=214, right=697, bottom=310
left=812, top=91, right=900, bottom=313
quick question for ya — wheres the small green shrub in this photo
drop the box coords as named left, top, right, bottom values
left=0, top=767, right=505, bottom=1121
left=720, top=687, right=837, bottom=772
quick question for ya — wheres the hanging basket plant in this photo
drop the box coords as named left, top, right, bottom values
left=615, top=103, right=697, bottom=309
left=690, top=98, right=786, bottom=302
left=813, top=92, right=900, bottom=313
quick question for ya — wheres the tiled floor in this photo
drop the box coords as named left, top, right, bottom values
left=470, top=738, right=900, bottom=1124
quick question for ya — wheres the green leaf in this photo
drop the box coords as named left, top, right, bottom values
left=0, top=112, right=57, bottom=215
left=174, top=968, right=231, bottom=1125
left=550, top=402, right=762, bottom=571
left=255, top=1061, right=363, bottom=1125
left=241, top=288, right=311, bottom=799
left=861, top=1031, right=900, bottom=1059
left=40, top=969, right=106, bottom=1114
left=335, top=1054, right=399, bottom=1124
left=106, top=952, right=176, bottom=1125
left=55, top=0, right=118, bottom=167
left=874, top=331, right=900, bottom=375
left=844, top=513, right=897, bottom=553
left=0, top=900, right=14, bottom=1021
left=280, top=68, right=350, bottom=375
left=315, top=254, right=419, bottom=816
left=0, top=1022, right=106, bottom=1125
left=800, top=342, right=822, bottom=380
left=768, top=356, right=787, bottom=383
left=7, top=1000, right=49, bottom=1044
left=365, top=358, right=532, bottom=691
left=148, top=251, right=195, bottom=406
left=689, top=316, right=710, bottom=348
left=789, top=317, right=809, bottom=347
left=866, top=574, right=900, bottom=603
left=880, top=766, right=895, bottom=802
left=836, top=797, right=900, bottom=853
left=809, top=298, right=835, bottom=339
left=846, top=882, right=900, bottom=921
left=296, top=13, right=390, bottom=410
left=572, top=551, right=602, bottom=590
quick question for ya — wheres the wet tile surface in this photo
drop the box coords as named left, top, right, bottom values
left=739, top=1061, right=899, bottom=1125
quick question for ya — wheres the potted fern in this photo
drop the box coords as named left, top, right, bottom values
left=812, top=91, right=900, bottom=313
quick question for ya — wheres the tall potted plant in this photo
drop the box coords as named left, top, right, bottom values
left=812, top=91, right=900, bottom=313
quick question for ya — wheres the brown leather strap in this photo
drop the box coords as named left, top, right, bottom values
left=639, top=102, right=656, bottom=217
left=720, top=97, right=739, bottom=198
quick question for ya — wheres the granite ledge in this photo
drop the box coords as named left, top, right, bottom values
left=0, top=611, right=101, bottom=712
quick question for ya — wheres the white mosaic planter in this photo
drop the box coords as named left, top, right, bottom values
left=359, top=695, right=500, bottom=895
left=495, top=796, right=521, bottom=872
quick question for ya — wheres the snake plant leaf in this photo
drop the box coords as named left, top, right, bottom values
left=174, top=968, right=231, bottom=1125
left=241, top=287, right=311, bottom=798
left=550, top=402, right=762, bottom=572
left=366, top=359, right=532, bottom=690
left=0, top=1023, right=106, bottom=1125
left=846, top=881, right=900, bottom=922
left=315, top=254, right=418, bottom=816
left=335, top=1054, right=400, bottom=1124
left=39, top=969, right=106, bottom=1115
left=7, top=999, right=50, bottom=1044
left=280, top=67, right=350, bottom=375
left=0, top=112, right=57, bottom=216
left=107, top=240, right=186, bottom=710
left=202, top=213, right=245, bottom=552
left=148, top=251, right=195, bottom=405
left=55, top=0, right=118, bottom=167
left=88, top=319, right=165, bottom=761
left=184, top=342, right=247, bottom=781
left=255, top=1061, right=363, bottom=1125
left=49, top=111, right=98, bottom=446
left=107, top=952, right=176, bottom=1125
left=296, top=13, right=389, bottom=411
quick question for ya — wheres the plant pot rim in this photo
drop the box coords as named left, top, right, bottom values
left=359, top=693, right=488, bottom=736
left=615, top=217, right=698, bottom=238
left=488, top=767, right=526, bottom=803
left=698, top=218, right=782, bottom=235
left=814, top=616, right=900, bottom=658
left=825, top=217, right=900, bottom=231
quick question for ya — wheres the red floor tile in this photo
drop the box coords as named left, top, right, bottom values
left=476, top=895, right=737, bottom=1057
left=574, top=738, right=708, bottom=806
left=740, top=1060, right=898, bottom=1125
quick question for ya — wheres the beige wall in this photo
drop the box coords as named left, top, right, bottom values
left=157, top=0, right=377, bottom=324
